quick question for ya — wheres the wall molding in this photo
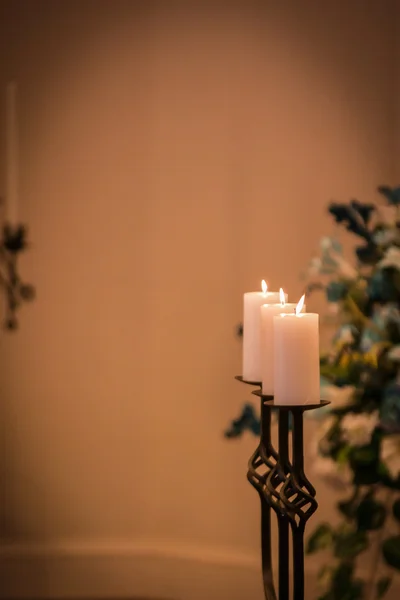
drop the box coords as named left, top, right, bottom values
left=1, top=538, right=398, bottom=599
left=0, top=538, right=264, bottom=599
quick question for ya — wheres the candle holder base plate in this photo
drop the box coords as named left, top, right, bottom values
left=252, top=389, right=330, bottom=411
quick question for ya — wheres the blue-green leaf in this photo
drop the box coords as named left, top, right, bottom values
left=356, top=497, right=386, bottom=531
left=306, top=523, right=333, bottom=554
left=393, top=499, right=400, bottom=522
left=382, top=536, right=400, bottom=570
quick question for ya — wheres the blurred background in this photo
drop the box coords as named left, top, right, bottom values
left=0, top=1, right=398, bottom=598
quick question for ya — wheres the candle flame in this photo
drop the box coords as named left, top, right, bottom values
left=261, top=280, right=268, bottom=294
left=295, top=294, right=305, bottom=316
left=279, top=288, right=285, bottom=306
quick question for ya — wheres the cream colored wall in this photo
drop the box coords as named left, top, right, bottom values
left=0, top=1, right=397, bottom=598
left=396, top=2, right=400, bottom=173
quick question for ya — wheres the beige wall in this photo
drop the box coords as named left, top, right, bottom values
left=0, top=1, right=397, bottom=598
left=396, top=2, right=400, bottom=172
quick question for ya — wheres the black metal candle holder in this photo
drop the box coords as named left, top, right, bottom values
left=0, top=223, right=34, bottom=329
left=235, top=376, right=329, bottom=600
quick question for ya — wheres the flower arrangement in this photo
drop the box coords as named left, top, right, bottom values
left=303, top=186, right=400, bottom=599
left=226, top=186, right=400, bottom=599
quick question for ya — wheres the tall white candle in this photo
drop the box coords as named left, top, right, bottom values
left=260, top=288, right=300, bottom=396
left=5, top=81, right=19, bottom=225
left=243, top=280, right=281, bottom=382
left=273, top=295, right=320, bottom=405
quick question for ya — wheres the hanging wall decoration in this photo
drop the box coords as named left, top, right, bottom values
left=1, top=82, right=35, bottom=329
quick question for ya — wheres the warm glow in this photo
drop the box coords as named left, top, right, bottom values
left=261, top=280, right=268, bottom=294
left=279, top=288, right=285, bottom=306
left=295, top=294, right=305, bottom=316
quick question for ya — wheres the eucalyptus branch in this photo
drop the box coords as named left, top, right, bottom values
left=345, top=295, right=383, bottom=336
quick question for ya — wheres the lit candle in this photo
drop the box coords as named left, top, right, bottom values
left=260, top=288, right=300, bottom=396
left=5, top=81, right=19, bottom=225
left=273, top=295, right=320, bottom=405
left=242, top=280, right=281, bottom=382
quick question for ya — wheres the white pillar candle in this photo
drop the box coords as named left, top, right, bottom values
left=5, top=81, right=19, bottom=225
left=243, top=280, right=281, bottom=382
left=260, top=289, right=300, bottom=396
left=273, top=295, right=320, bottom=405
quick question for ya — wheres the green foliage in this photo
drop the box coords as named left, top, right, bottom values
left=317, top=562, right=365, bottom=600
left=338, top=492, right=359, bottom=520
left=392, top=498, right=400, bottom=521
left=334, top=529, right=368, bottom=560
left=303, top=186, right=400, bottom=599
left=382, top=536, right=400, bottom=570
left=356, top=497, right=386, bottom=531
left=306, top=523, right=334, bottom=554
left=380, top=470, right=400, bottom=491
left=376, top=577, right=392, bottom=599
left=350, top=445, right=381, bottom=485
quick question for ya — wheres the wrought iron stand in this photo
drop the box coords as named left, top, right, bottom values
left=236, top=376, right=329, bottom=600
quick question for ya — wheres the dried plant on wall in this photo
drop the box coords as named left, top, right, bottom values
left=0, top=223, right=35, bottom=329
